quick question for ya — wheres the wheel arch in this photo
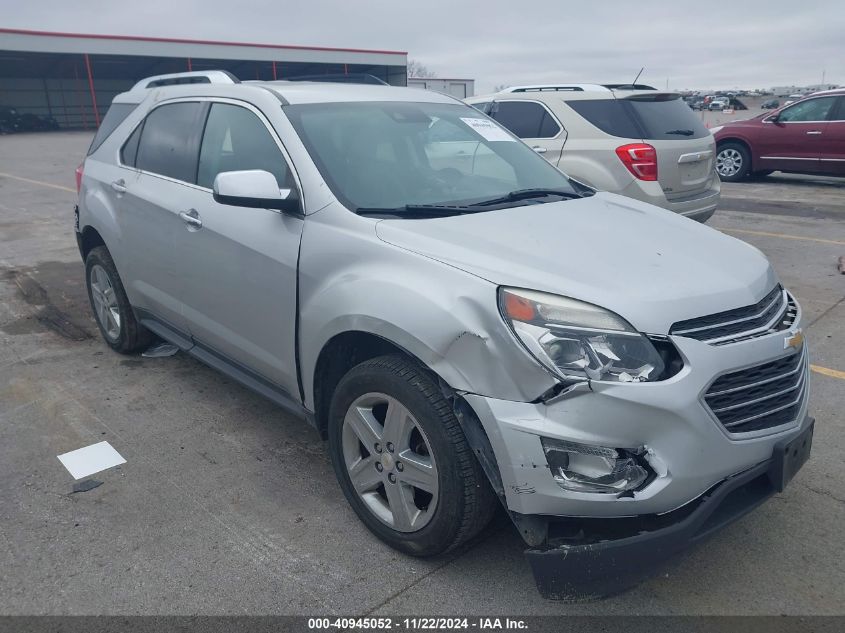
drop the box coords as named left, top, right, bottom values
left=311, top=329, right=506, bottom=502
left=79, top=225, right=108, bottom=261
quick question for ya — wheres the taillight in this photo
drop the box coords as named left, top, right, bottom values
left=75, top=162, right=84, bottom=193
left=615, top=143, right=658, bottom=181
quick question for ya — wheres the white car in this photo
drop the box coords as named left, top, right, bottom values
left=466, top=84, right=720, bottom=222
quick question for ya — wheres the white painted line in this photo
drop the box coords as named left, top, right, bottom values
left=57, top=441, right=126, bottom=480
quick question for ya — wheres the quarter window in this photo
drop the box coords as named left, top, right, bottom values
left=120, top=123, right=143, bottom=167
left=197, top=103, right=290, bottom=189
left=491, top=101, right=560, bottom=139
left=777, top=97, right=837, bottom=123
left=135, top=102, right=204, bottom=183
left=87, top=103, right=138, bottom=155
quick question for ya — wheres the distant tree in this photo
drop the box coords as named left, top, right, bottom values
left=407, top=60, right=436, bottom=79
left=493, top=84, right=509, bottom=92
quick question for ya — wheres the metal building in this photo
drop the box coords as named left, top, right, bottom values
left=0, top=28, right=408, bottom=130
left=407, top=77, right=475, bottom=99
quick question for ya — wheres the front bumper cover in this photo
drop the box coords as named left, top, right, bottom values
left=527, top=416, right=814, bottom=600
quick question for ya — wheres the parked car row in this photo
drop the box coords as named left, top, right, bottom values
left=712, top=89, right=845, bottom=181
left=0, top=105, right=60, bottom=133
left=74, top=70, right=813, bottom=598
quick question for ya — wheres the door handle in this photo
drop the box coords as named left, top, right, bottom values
left=179, top=210, right=203, bottom=229
left=532, top=146, right=547, bottom=154
left=110, top=179, right=127, bottom=193
left=806, top=130, right=823, bottom=135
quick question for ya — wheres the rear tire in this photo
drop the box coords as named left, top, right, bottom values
left=85, top=246, right=153, bottom=354
left=716, top=143, right=751, bottom=182
left=328, top=355, right=496, bottom=557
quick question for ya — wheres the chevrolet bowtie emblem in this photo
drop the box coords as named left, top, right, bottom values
left=785, top=330, right=804, bottom=350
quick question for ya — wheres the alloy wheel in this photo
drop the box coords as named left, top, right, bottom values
left=89, top=264, right=121, bottom=340
left=716, top=148, right=743, bottom=177
left=341, top=392, right=438, bottom=532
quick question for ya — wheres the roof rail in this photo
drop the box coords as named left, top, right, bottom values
left=503, top=84, right=617, bottom=93
left=283, top=73, right=388, bottom=85
left=132, top=70, right=239, bottom=90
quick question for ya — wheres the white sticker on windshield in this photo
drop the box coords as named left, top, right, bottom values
left=460, top=117, right=515, bottom=142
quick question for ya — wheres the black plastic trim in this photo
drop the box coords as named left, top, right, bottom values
left=135, top=308, right=316, bottom=429
left=526, top=416, right=814, bottom=600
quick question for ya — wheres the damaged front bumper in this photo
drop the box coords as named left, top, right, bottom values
left=526, top=415, right=814, bottom=599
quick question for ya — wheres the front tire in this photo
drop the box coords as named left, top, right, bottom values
left=328, top=355, right=496, bottom=557
left=716, top=143, right=751, bottom=182
left=85, top=246, right=153, bottom=353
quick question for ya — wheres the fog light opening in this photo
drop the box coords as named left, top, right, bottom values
left=541, top=438, right=651, bottom=494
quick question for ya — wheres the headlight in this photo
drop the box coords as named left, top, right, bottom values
left=499, top=287, right=665, bottom=383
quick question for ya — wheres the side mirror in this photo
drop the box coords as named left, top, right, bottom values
left=768, top=112, right=781, bottom=124
left=212, top=170, right=300, bottom=214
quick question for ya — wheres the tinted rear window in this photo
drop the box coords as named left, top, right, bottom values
left=492, top=101, right=560, bottom=139
left=135, top=102, right=204, bottom=183
left=567, top=96, right=710, bottom=140
left=87, top=103, right=138, bottom=155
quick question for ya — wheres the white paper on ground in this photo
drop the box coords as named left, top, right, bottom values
left=460, top=117, right=515, bottom=142
left=57, top=441, right=126, bottom=480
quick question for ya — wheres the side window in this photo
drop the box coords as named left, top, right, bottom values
left=565, top=99, right=642, bottom=138
left=120, top=123, right=143, bottom=167
left=492, top=101, right=560, bottom=139
left=135, top=102, right=204, bottom=183
left=778, top=97, right=837, bottom=123
left=828, top=96, right=845, bottom=122
left=197, top=103, right=290, bottom=190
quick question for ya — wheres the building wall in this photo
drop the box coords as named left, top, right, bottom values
left=0, top=30, right=408, bottom=130
left=408, top=78, right=475, bottom=99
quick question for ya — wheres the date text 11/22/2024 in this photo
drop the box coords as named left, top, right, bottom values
left=307, top=617, right=528, bottom=630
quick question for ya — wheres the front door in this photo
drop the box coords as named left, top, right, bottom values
left=757, top=96, right=838, bottom=173
left=173, top=101, right=303, bottom=395
left=818, top=97, right=845, bottom=175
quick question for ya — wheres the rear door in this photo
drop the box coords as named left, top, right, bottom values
left=489, top=100, right=566, bottom=165
left=818, top=96, right=845, bottom=175
left=173, top=100, right=303, bottom=394
left=621, top=93, right=715, bottom=201
left=756, top=96, right=837, bottom=173
left=119, top=100, right=206, bottom=333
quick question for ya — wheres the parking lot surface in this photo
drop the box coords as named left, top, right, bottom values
left=1, top=131, right=844, bottom=615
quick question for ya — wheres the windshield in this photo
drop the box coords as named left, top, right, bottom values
left=284, top=101, right=577, bottom=214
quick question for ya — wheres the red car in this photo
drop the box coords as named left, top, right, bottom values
left=712, top=89, right=845, bottom=182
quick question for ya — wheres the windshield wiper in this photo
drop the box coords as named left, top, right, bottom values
left=356, top=204, right=473, bottom=218
left=469, top=188, right=582, bottom=207
left=665, top=129, right=694, bottom=136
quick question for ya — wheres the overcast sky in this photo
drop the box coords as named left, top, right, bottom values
left=5, top=0, right=843, bottom=93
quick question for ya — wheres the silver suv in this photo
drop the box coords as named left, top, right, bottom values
left=75, top=71, right=813, bottom=599
left=466, top=84, right=721, bottom=222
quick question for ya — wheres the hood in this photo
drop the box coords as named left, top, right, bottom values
left=375, top=193, right=776, bottom=335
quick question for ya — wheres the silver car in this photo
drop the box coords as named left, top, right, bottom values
left=75, top=71, right=813, bottom=599
left=466, top=84, right=721, bottom=222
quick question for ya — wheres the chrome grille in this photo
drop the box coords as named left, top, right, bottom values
left=670, top=285, right=797, bottom=345
left=704, top=346, right=808, bottom=435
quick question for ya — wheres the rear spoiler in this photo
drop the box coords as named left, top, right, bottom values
left=618, top=92, right=681, bottom=102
